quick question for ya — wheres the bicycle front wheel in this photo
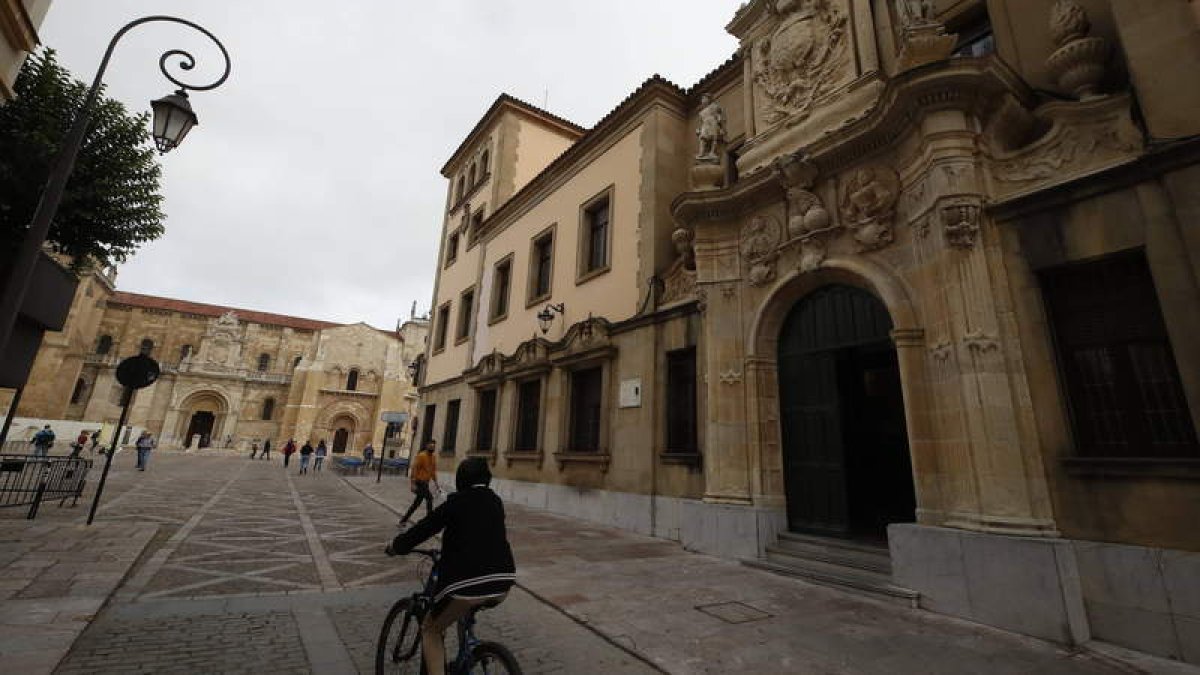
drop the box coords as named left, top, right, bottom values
left=376, top=597, right=423, bottom=675
left=465, top=641, right=522, bottom=674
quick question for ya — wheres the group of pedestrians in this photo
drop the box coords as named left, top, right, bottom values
left=30, top=425, right=105, bottom=458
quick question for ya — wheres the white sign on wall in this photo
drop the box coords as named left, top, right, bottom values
left=619, top=378, right=642, bottom=408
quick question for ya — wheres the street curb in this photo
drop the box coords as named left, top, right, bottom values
left=338, top=476, right=668, bottom=674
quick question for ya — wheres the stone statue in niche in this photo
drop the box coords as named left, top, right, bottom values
left=695, top=94, right=726, bottom=163
left=672, top=227, right=696, bottom=271
left=752, top=0, right=850, bottom=126
left=839, top=164, right=900, bottom=251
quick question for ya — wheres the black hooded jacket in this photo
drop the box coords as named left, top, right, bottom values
left=389, top=485, right=516, bottom=601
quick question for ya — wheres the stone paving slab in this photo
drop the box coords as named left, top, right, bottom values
left=0, top=520, right=157, bottom=674
left=345, top=475, right=1178, bottom=675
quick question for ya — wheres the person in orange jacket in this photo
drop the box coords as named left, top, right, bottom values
left=398, top=440, right=438, bottom=526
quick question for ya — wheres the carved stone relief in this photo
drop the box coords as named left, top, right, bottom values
left=839, top=164, right=900, bottom=251
left=941, top=200, right=982, bottom=249
left=751, top=0, right=851, bottom=128
left=740, top=214, right=783, bottom=287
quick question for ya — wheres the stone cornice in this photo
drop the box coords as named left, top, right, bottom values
left=671, top=163, right=784, bottom=227
left=803, top=56, right=1032, bottom=174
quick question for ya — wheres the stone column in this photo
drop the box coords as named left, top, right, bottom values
left=695, top=234, right=753, bottom=505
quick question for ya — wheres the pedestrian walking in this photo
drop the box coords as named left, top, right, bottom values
left=71, top=430, right=88, bottom=458
left=399, top=440, right=438, bottom=526
left=135, top=431, right=156, bottom=471
left=299, top=440, right=314, bottom=474
left=31, top=425, right=55, bottom=457
left=314, top=440, right=327, bottom=471
left=363, top=442, right=375, bottom=467
left=250, top=441, right=259, bottom=459
left=89, top=430, right=101, bottom=454
left=261, top=438, right=272, bottom=460
left=282, top=438, right=296, bottom=468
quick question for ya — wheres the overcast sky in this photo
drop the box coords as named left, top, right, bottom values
left=39, top=1, right=739, bottom=329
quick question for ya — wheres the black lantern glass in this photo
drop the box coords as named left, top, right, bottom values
left=150, top=90, right=199, bottom=153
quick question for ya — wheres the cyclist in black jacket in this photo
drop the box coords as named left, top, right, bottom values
left=385, top=457, right=515, bottom=675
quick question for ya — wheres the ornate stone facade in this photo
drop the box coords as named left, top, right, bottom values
left=422, top=0, right=1200, bottom=662
left=6, top=281, right=427, bottom=455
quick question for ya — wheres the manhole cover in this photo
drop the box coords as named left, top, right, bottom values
left=695, top=601, right=772, bottom=624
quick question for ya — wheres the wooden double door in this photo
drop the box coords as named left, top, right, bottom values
left=777, top=285, right=916, bottom=539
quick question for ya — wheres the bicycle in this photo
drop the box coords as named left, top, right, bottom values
left=376, top=548, right=521, bottom=674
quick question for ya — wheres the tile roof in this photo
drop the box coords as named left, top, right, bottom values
left=107, top=292, right=343, bottom=331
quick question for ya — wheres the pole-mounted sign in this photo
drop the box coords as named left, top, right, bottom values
left=87, top=354, right=160, bottom=524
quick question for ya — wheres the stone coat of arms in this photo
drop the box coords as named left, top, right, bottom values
left=752, top=0, right=851, bottom=127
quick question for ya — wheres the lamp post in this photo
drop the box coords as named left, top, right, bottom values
left=0, top=16, right=231, bottom=361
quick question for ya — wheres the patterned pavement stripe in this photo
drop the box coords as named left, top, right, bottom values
left=286, top=470, right=341, bottom=591
left=114, top=462, right=248, bottom=602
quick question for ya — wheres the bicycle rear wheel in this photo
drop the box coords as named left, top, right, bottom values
left=376, top=597, right=424, bottom=674
left=465, top=641, right=522, bottom=674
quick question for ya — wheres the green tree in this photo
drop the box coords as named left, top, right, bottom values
left=0, top=48, right=164, bottom=272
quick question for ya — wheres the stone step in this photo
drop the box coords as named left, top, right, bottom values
left=777, top=531, right=892, bottom=557
left=768, top=534, right=892, bottom=575
left=744, top=555, right=919, bottom=608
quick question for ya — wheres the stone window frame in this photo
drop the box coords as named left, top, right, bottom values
left=455, top=286, right=476, bottom=345
left=489, top=253, right=514, bottom=325
left=509, top=372, right=547, bottom=460
left=442, top=398, right=461, bottom=456
left=576, top=185, right=614, bottom=285
left=139, top=337, right=155, bottom=356
left=661, top=346, right=702, bottom=466
left=552, top=349, right=614, bottom=471
left=420, top=403, right=437, bottom=446
left=70, top=378, right=88, bottom=405
left=433, top=301, right=451, bottom=354
left=346, top=368, right=360, bottom=391
left=469, top=385, right=501, bottom=459
left=96, top=334, right=113, bottom=355
left=261, top=397, right=275, bottom=421
left=527, top=223, right=557, bottom=308
left=257, top=353, right=270, bottom=372
left=445, top=230, right=460, bottom=268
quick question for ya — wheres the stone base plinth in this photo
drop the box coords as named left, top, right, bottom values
left=897, top=24, right=957, bottom=71
left=690, top=162, right=724, bottom=191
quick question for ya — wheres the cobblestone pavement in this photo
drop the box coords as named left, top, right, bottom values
left=48, top=452, right=655, bottom=674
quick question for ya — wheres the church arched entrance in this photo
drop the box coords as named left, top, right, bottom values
left=777, top=284, right=915, bottom=540
left=330, top=414, right=356, bottom=454
left=185, top=411, right=215, bottom=448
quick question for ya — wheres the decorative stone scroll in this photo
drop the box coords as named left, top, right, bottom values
left=751, top=0, right=851, bottom=128
left=839, top=164, right=900, bottom=251
left=772, top=153, right=834, bottom=274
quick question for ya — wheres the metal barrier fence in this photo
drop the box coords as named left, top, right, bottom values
left=0, top=454, right=93, bottom=519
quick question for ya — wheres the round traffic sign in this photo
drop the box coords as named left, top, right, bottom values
left=116, top=354, right=161, bottom=390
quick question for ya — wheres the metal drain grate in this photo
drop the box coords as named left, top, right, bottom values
left=695, top=601, right=772, bottom=624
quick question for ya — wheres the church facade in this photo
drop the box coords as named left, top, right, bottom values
left=6, top=270, right=428, bottom=455
left=419, top=0, right=1200, bottom=661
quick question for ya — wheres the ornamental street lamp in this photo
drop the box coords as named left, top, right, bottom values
left=537, top=303, right=565, bottom=334
left=0, top=16, right=231, bottom=366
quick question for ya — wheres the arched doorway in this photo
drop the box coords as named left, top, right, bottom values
left=777, top=284, right=915, bottom=540
left=330, top=414, right=356, bottom=454
left=332, top=428, right=350, bottom=454
left=185, top=411, right=216, bottom=448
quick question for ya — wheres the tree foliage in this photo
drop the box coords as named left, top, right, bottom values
left=0, top=48, right=164, bottom=271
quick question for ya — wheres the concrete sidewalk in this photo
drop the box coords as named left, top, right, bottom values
left=0, top=520, right=157, bottom=673
left=345, top=475, right=1195, bottom=675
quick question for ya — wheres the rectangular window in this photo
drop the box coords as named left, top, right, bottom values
left=529, top=227, right=555, bottom=302
left=491, top=257, right=512, bottom=322
left=421, top=404, right=436, bottom=445
left=666, top=348, right=698, bottom=454
left=445, top=232, right=459, bottom=267
left=475, top=388, right=498, bottom=452
left=442, top=399, right=461, bottom=455
left=434, top=303, right=450, bottom=351
left=579, top=191, right=611, bottom=279
left=514, top=379, right=542, bottom=451
left=456, top=288, right=474, bottom=343
left=1040, top=251, right=1198, bottom=458
left=951, top=7, right=995, bottom=57
left=569, top=367, right=603, bottom=452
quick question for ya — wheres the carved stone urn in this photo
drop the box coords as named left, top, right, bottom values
left=1046, top=0, right=1110, bottom=100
